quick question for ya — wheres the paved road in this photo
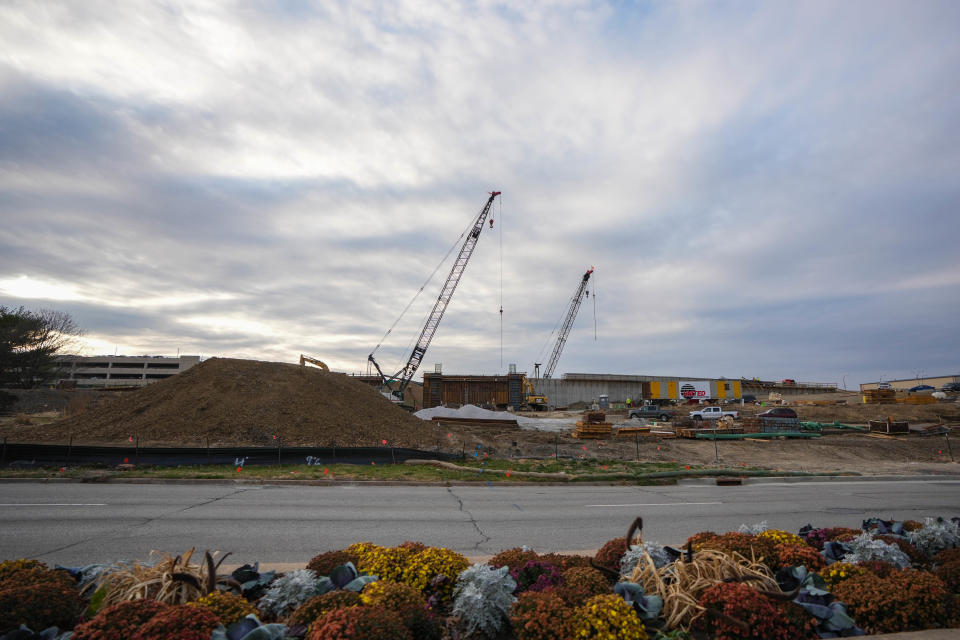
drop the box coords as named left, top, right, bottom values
left=1, top=478, right=958, bottom=566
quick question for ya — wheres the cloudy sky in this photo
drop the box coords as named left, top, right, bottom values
left=1, top=1, right=958, bottom=389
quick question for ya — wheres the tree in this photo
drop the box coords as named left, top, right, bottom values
left=0, top=306, right=83, bottom=388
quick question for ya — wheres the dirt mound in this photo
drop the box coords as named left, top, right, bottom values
left=3, top=358, right=435, bottom=447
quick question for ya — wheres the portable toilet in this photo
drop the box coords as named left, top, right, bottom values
left=598, top=394, right=610, bottom=409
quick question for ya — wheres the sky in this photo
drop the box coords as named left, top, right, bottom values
left=1, top=1, right=959, bottom=390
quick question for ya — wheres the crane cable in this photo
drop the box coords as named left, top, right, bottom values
left=370, top=208, right=479, bottom=365
left=593, top=270, right=598, bottom=340
left=499, top=194, right=503, bottom=370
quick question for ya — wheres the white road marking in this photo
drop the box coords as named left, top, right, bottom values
left=0, top=503, right=107, bottom=506
left=586, top=501, right=722, bottom=508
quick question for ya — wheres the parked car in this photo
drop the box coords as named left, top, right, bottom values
left=909, top=385, right=935, bottom=393
left=781, top=379, right=796, bottom=386
left=940, top=382, right=960, bottom=393
left=757, top=407, right=798, bottom=420
left=689, top=406, right=740, bottom=421
left=628, top=405, right=676, bottom=421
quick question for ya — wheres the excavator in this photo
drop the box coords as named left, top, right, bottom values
left=299, top=354, right=329, bottom=371
left=521, top=376, right=548, bottom=410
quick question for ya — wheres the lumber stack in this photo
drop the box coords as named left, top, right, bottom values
left=571, top=422, right=613, bottom=439
left=615, top=426, right=651, bottom=438
left=862, top=389, right=896, bottom=404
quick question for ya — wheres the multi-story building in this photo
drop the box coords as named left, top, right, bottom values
left=54, top=355, right=201, bottom=388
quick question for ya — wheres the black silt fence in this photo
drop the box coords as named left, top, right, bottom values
left=0, top=442, right=460, bottom=468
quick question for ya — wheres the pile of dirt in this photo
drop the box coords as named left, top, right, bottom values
left=0, top=358, right=436, bottom=448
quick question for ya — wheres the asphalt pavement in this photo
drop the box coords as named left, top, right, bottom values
left=1, top=476, right=958, bottom=566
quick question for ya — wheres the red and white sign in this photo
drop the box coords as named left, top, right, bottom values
left=679, top=380, right=711, bottom=399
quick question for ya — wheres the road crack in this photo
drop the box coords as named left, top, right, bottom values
left=447, top=487, right=491, bottom=551
left=31, top=487, right=254, bottom=559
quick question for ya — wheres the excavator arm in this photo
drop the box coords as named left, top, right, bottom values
left=299, top=354, right=329, bottom=371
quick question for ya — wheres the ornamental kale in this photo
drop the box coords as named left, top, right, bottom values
left=452, top=564, right=517, bottom=638
left=842, top=533, right=911, bottom=569
left=906, top=517, right=960, bottom=558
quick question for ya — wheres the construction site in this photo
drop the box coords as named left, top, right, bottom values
left=1, top=191, right=958, bottom=476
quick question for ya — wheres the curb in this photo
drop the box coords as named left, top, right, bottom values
left=1, top=472, right=959, bottom=486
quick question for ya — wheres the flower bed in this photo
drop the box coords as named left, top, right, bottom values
left=2, top=516, right=959, bottom=639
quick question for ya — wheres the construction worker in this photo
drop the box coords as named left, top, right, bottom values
left=626, top=397, right=632, bottom=408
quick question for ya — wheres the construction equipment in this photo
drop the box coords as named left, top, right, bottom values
left=541, top=267, right=594, bottom=379
left=520, top=375, right=548, bottom=410
left=299, top=354, right=329, bottom=371
left=368, top=191, right=501, bottom=402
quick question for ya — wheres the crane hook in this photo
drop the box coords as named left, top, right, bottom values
left=489, top=219, right=494, bottom=229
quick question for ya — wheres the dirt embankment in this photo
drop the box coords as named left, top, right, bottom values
left=0, top=358, right=436, bottom=448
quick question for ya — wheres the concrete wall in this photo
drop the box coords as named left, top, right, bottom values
left=530, top=378, right=646, bottom=408
left=55, top=355, right=201, bottom=388
left=860, top=375, right=959, bottom=392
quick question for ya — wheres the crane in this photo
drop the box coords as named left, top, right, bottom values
left=541, top=267, right=593, bottom=379
left=368, top=191, right=501, bottom=400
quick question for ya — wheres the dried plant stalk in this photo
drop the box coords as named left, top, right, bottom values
left=628, top=547, right=778, bottom=630
left=99, top=548, right=222, bottom=607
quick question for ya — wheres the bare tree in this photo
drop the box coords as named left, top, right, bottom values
left=0, top=306, right=84, bottom=388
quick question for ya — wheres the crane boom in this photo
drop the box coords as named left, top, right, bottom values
left=542, top=267, right=593, bottom=379
left=369, top=191, right=501, bottom=397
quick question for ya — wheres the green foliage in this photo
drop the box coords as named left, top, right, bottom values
left=572, top=594, right=648, bottom=640
left=509, top=591, right=576, bottom=640
left=833, top=569, right=951, bottom=634
left=696, top=582, right=815, bottom=640
left=188, top=591, right=257, bottom=626
left=286, top=590, right=360, bottom=630
left=72, top=600, right=171, bottom=640
left=0, top=582, right=83, bottom=634
left=128, top=604, right=220, bottom=640
left=0, top=306, right=82, bottom=388
left=452, top=564, right=517, bottom=638
left=306, top=607, right=412, bottom=640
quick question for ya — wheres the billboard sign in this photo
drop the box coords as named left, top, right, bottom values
left=679, top=380, right=711, bottom=400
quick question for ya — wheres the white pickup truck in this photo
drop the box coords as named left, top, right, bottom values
left=689, top=406, right=740, bottom=421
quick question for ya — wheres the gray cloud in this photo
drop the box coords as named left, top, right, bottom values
left=1, top=0, right=958, bottom=386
